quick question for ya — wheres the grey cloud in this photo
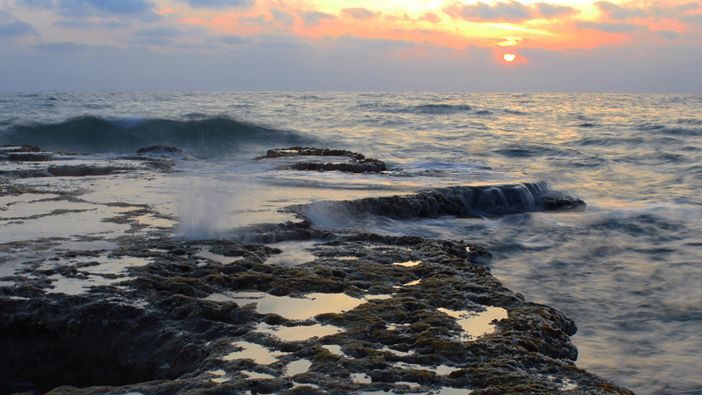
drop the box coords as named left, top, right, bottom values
left=133, top=27, right=183, bottom=45
left=595, top=1, right=645, bottom=20
left=1, top=36, right=700, bottom=92
left=576, top=20, right=646, bottom=33
left=657, top=30, right=679, bottom=40
left=56, top=0, right=155, bottom=16
left=302, top=11, right=335, bottom=26
left=534, top=3, right=576, bottom=17
left=182, top=0, right=253, bottom=8
left=0, top=11, right=35, bottom=37
left=55, top=19, right=129, bottom=29
left=445, top=1, right=531, bottom=22
left=271, top=9, right=293, bottom=26
left=341, top=8, right=376, bottom=20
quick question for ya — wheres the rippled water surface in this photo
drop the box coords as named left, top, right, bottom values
left=2, top=92, right=702, bottom=394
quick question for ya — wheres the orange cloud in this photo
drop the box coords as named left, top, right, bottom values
left=174, top=0, right=702, bottom=55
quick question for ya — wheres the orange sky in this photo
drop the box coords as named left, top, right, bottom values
left=166, top=0, right=701, bottom=54
left=1, top=0, right=701, bottom=91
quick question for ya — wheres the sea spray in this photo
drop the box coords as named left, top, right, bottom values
left=176, top=178, right=233, bottom=240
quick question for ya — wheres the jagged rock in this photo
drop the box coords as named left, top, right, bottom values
left=290, top=182, right=586, bottom=221
left=1, top=233, right=630, bottom=395
left=258, top=147, right=388, bottom=173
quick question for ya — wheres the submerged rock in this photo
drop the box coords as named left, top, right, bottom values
left=136, top=145, right=184, bottom=155
left=7, top=152, right=54, bottom=162
left=259, top=146, right=388, bottom=173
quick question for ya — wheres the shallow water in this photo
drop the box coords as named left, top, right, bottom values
left=1, top=92, right=701, bottom=394
left=204, top=291, right=390, bottom=320
left=437, top=306, right=509, bottom=339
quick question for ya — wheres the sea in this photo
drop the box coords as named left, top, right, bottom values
left=1, top=92, right=701, bottom=394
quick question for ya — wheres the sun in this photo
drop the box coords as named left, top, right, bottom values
left=503, top=53, right=517, bottom=62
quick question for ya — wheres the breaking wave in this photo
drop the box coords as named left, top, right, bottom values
left=291, top=182, right=585, bottom=226
left=0, top=116, right=313, bottom=156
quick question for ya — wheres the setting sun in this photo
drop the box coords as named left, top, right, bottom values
left=503, top=53, right=517, bottom=63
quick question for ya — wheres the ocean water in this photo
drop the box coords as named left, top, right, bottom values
left=2, top=92, right=701, bottom=394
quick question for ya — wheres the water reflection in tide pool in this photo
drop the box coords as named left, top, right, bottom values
left=255, top=322, right=343, bottom=341
left=204, top=291, right=390, bottom=320
left=437, top=306, right=508, bottom=339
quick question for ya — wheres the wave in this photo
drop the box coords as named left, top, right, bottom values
left=290, top=182, right=585, bottom=226
left=359, top=102, right=474, bottom=115
left=677, top=118, right=702, bottom=126
left=493, top=145, right=569, bottom=158
left=408, top=104, right=473, bottom=114
left=638, top=123, right=702, bottom=136
left=0, top=116, right=313, bottom=157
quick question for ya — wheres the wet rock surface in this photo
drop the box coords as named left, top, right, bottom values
left=0, top=145, right=173, bottom=178
left=1, top=232, right=631, bottom=395
left=291, top=182, right=585, bottom=221
left=259, top=147, right=388, bottom=173
left=0, top=147, right=629, bottom=395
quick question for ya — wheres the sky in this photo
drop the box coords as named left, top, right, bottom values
left=0, top=0, right=701, bottom=92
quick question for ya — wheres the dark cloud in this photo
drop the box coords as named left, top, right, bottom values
left=20, top=0, right=55, bottom=8
left=133, top=27, right=184, bottom=45
left=302, top=11, right=335, bottom=26
left=182, top=0, right=253, bottom=8
left=55, top=19, right=129, bottom=29
left=595, top=1, right=645, bottom=20
left=34, top=41, right=106, bottom=52
left=0, top=11, right=35, bottom=37
left=239, top=15, right=266, bottom=26
left=534, top=3, right=576, bottom=18
left=444, top=1, right=531, bottom=22
left=271, top=9, right=293, bottom=26
left=341, top=8, right=376, bottom=20
left=57, top=0, right=155, bottom=16
left=576, top=20, right=646, bottom=33
left=1, top=35, right=700, bottom=92
left=657, top=30, right=679, bottom=40
left=219, top=35, right=247, bottom=45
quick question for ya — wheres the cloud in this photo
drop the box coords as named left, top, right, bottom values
left=182, top=0, right=253, bottom=8
left=595, top=1, right=645, bottom=20
left=302, top=11, right=335, bottom=26
left=34, top=41, right=107, bottom=52
left=0, top=11, right=35, bottom=37
left=133, top=27, right=184, bottom=45
left=656, top=30, right=679, bottom=39
left=55, top=19, right=128, bottom=29
left=444, top=1, right=531, bottom=22
left=420, top=12, right=441, bottom=23
left=20, top=0, right=55, bottom=8
left=341, top=8, right=376, bottom=20
left=57, top=0, right=155, bottom=16
left=576, top=20, right=646, bottom=33
left=271, top=9, right=293, bottom=26
left=534, top=3, right=576, bottom=18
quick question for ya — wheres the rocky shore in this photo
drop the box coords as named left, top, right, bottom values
left=0, top=146, right=632, bottom=395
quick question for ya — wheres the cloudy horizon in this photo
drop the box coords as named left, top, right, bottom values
left=1, top=0, right=701, bottom=92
